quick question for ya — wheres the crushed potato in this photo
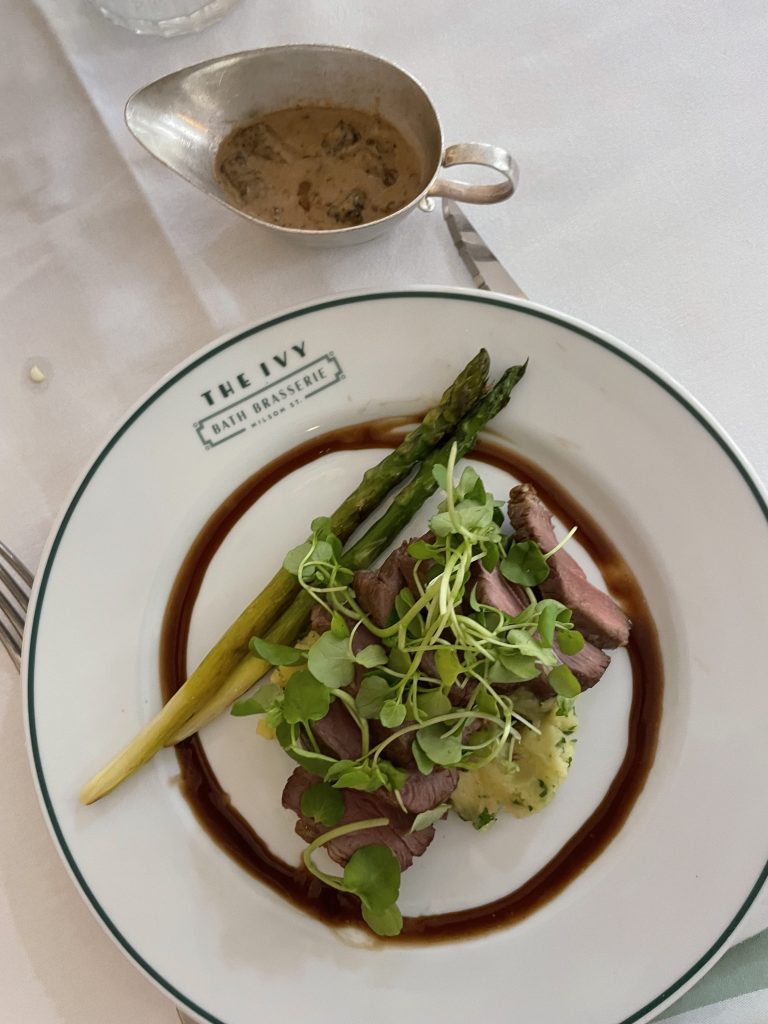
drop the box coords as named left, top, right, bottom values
left=451, top=690, right=578, bottom=827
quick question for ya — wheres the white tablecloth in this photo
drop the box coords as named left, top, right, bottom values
left=1, top=1, right=767, bottom=1021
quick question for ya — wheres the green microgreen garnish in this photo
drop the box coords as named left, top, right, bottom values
left=300, top=782, right=345, bottom=827
left=301, top=824, right=403, bottom=936
left=240, top=443, right=590, bottom=936
left=410, top=804, right=450, bottom=832
left=248, top=636, right=306, bottom=666
left=272, top=443, right=587, bottom=787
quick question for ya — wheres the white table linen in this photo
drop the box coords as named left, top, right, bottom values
left=2, top=1, right=767, bottom=1020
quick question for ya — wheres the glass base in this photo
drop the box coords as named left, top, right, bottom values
left=88, top=0, right=242, bottom=36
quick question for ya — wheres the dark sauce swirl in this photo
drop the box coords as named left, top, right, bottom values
left=160, top=419, right=663, bottom=942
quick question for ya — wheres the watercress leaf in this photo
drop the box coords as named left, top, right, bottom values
left=324, top=759, right=356, bottom=782
left=431, top=463, right=449, bottom=492
left=310, top=515, right=332, bottom=538
left=473, top=686, right=499, bottom=716
left=355, top=644, right=388, bottom=669
left=412, top=740, right=435, bottom=775
left=231, top=682, right=283, bottom=717
left=249, top=636, right=305, bottom=666
left=230, top=696, right=267, bottom=717
left=481, top=544, right=500, bottom=572
left=312, top=540, right=334, bottom=564
left=501, top=541, right=551, bottom=586
left=434, top=647, right=461, bottom=688
left=417, top=688, right=452, bottom=719
left=536, top=602, right=559, bottom=648
left=549, top=664, right=582, bottom=698
left=366, top=767, right=388, bottom=792
left=504, top=627, right=546, bottom=658
left=394, top=587, right=415, bottom=620
left=488, top=660, right=512, bottom=684
left=307, top=632, right=355, bottom=688
left=416, top=723, right=462, bottom=766
left=379, top=699, right=407, bottom=728
left=361, top=902, right=403, bottom=937
left=378, top=760, right=409, bottom=792
left=355, top=675, right=392, bottom=719
left=282, top=670, right=332, bottom=724
left=429, top=510, right=455, bottom=538
left=497, top=651, right=540, bottom=681
left=466, top=475, right=487, bottom=505
left=453, top=498, right=494, bottom=533
left=274, top=720, right=293, bottom=749
left=333, top=769, right=379, bottom=791
left=492, top=504, right=505, bottom=526
left=388, top=646, right=411, bottom=674
left=281, top=745, right=334, bottom=779
left=330, top=612, right=350, bottom=639
left=343, top=844, right=401, bottom=912
left=410, top=803, right=450, bottom=833
left=328, top=534, right=344, bottom=561
left=300, top=782, right=345, bottom=826
left=457, top=465, right=480, bottom=499
left=282, top=540, right=312, bottom=575
left=509, top=603, right=537, bottom=626
left=557, top=629, right=585, bottom=655
left=407, top=540, right=436, bottom=561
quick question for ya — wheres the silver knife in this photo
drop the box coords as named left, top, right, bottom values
left=442, top=199, right=527, bottom=299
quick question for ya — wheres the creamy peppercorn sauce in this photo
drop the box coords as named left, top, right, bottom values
left=215, top=106, right=426, bottom=230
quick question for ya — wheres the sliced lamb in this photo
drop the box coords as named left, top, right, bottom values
left=310, top=603, right=332, bottom=634
left=311, top=700, right=363, bottom=761
left=556, top=636, right=610, bottom=691
left=353, top=537, right=429, bottom=628
left=507, top=484, right=631, bottom=649
left=472, top=561, right=609, bottom=695
left=282, top=767, right=435, bottom=870
left=397, top=767, right=458, bottom=814
left=352, top=545, right=405, bottom=627
left=491, top=632, right=610, bottom=699
left=472, top=564, right=529, bottom=618
left=369, top=718, right=417, bottom=767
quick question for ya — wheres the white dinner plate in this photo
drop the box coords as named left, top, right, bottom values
left=24, top=289, right=768, bottom=1024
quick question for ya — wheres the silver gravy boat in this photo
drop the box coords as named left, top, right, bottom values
left=125, top=45, right=519, bottom=247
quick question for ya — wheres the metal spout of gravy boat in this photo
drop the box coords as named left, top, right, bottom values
left=125, top=45, right=518, bottom=248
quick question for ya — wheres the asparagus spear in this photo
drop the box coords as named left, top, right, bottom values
left=79, top=352, right=489, bottom=805
left=162, top=347, right=491, bottom=703
left=345, top=362, right=528, bottom=570
left=168, top=362, right=528, bottom=743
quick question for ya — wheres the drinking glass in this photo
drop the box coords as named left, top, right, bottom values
left=87, top=0, right=242, bottom=36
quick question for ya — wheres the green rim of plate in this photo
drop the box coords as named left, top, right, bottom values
left=25, top=290, right=768, bottom=1024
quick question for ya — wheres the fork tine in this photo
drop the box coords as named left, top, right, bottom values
left=0, top=540, right=34, bottom=588
left=0, top=562, right=29, bottom=610
left=0, top=591, right=24, bottom=641
left=0, top=541, right=32, bottom=671
left=0, top=618, right=21, bottom=669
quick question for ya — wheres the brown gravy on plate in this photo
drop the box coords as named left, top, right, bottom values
left=160, top=419, right=663, bottom=942
left=215, top=106, right=425, bottom=229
